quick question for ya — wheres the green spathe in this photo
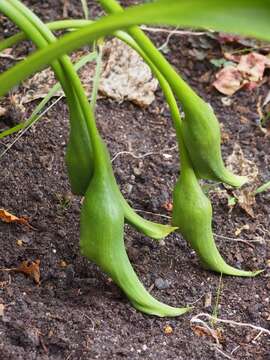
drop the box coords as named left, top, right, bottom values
left=80, top=144, right=189, bottom=316
left=172, top=158, right=261, bottom=277
left=182, top=97, right=247, bottom=187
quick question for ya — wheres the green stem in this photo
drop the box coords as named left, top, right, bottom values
left=2, top=0, right=104, bottom=165
left=0, top=51, right=97, bottom=140
left=90, top=44, right=103, bottom=110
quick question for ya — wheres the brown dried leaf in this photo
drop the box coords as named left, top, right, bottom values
left=236, top=190, right=256, bottom=217
left=213, top=66, right=243, bottom=96
left=191, top=325, right=223, bottom=343
left=15, top=260, right=41, bottom=284
left=0, top=209, right=33, bottom=229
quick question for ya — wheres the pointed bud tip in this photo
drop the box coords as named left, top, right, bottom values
left=157, top=306, right=192, bottom=317
left=222, top=172, right=248, bottom=188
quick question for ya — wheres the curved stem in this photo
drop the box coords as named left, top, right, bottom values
left=1, top=0, right=103, bottom=165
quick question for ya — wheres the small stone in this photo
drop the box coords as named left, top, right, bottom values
left=133, top=167, right=141, bottom=176
left=0, top=106, right=6, bottom=117
left=59, top=260, right=67, bottom=268
left=159, top=240, right=166, bottom=247
left=164, top=325, right=173, bottom=335
left=155, top=277, right=170, bottom=290
left=125, top=184, right=133, bottom=194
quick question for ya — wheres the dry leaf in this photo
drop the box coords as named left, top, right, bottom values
left=191, top=325, right=223, bottom=343
left=213, top=52, right=270, bottom=95
left=220, top=124, right=230, bottom=143
left=100, top=39, right=158, bottom=107
left=15, top=260, right=41, bottom=284
left=238, top=52, right=270, bottom=82
left=0, top=209, right=33, bottom=229
left=213, top=66, right=243, bottom=96
left=226, top=143, right=259, bottom=217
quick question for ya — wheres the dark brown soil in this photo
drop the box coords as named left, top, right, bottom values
left=0, top=1, right=270, bottom=359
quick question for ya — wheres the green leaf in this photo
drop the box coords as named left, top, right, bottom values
left=255, top=180, right=270, bottom=194
left=1, top=0, right=270, bottom=97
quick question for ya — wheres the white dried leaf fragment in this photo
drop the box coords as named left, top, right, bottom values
left=100, top=38, right=158, bottom=107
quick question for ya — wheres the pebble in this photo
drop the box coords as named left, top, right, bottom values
left=163, top=325, right=173, bottom=335
left=133, top=167, right=142, bottom=176
left=155, top=277, right=170, bottom=290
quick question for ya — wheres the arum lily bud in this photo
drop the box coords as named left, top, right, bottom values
left=80, top=144, right=190, bottom=316
left=172, top=150, right=262, bottom=277
left=182, top=98, right=247, bottom=188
